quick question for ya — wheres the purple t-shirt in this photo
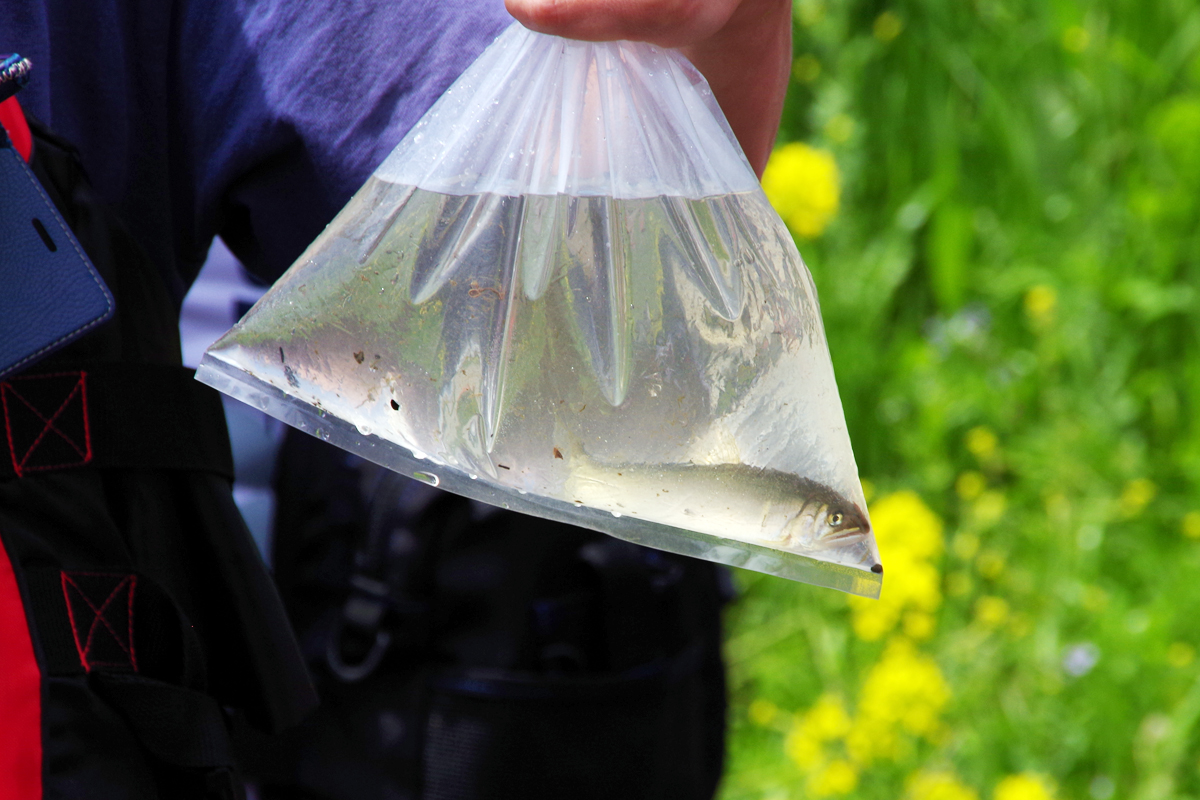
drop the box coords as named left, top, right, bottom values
left=2, top=0, right=513, bottom=302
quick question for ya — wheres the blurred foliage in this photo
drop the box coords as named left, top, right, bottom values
left=722, top=0, right=1200, bottom=798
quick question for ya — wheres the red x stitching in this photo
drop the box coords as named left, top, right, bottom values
left=60, top=572, right=138, bottom=673
left=1, top=371, right=91, bottom=477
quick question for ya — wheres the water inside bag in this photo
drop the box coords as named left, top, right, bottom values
left=199, top=178, right=882, bottom=596
left=198, top=22, right=882, bottom=596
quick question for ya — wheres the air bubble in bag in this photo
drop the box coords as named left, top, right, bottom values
left=196, top=22, right=883, bottom=597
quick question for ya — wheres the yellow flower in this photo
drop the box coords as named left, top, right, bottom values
left=849, top=638, right=950, bottom=764
left=850, top=491, right=945, bottom=641
left=793, top=54, right=821, bottom=83
left=974, top=596, right=1010, bottom=629
left=1119, top=478, right=1157, bottom=518
left=1183, top=511, right=1200, bottom=539
left=952, top=532, right=981, bottom=560
left=824, top=114, right=855, bottom=144
left=904, top=610, right=937, bottom=640
left=850, top=601, right=898, bottom=641
left=851, top=558, right=942, bottom=641
left=1024, top=285, right=1057, bottom=329
left=808, top=759, right=859, bottom=797
left=906, top=770, right=980, bottom=800
left=994, top=773, right=1054, bottom=800
left=1167, top=642, right=1195, bottom=668
left=805, top=694, right=852, bottom=740
left=965, top=426, right=999, bottom=461
left=795, top=0, right=824, bottom=27
left=784, top=726, right=823, bottom=770
left=846, top=721, right=898, bottom=765
left=873, top=490, right=945, bottom=560
left=972, top=491, right=1007, bottom=527
left=762, top=142, right=840, bottom=238
left=784, top=695, right=853, bottom=771
left=749, top=698, right=780, bottom=727
left=956, top=471, right=986, bottom=501
left=873, top=11, right=904, bottom=42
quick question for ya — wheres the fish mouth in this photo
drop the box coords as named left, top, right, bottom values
left=823, top=527, right=868, bottom=544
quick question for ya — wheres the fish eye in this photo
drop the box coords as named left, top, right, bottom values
left=828, top=512, right=844, bottom=526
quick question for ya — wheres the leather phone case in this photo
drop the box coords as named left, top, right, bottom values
left=1, top=130, right=114, bottom=379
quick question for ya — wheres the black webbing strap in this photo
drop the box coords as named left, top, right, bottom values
left=19, top=564, right=239, bottom=790
left=91, top=673, right=236, bottom=770
left=0, top=363, right=233, bottom=480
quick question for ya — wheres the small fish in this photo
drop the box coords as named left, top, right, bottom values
left=770, top=472, right=872, bottom=549
left=563, top=462, right=875, bottom=564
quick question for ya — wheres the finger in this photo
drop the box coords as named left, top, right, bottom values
left=504, top=0, right=741, bottom=47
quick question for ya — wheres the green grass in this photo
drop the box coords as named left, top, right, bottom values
left=720, top=1, right=1200, bottom=798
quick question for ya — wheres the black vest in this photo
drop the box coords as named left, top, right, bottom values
left=0, top=116, right=315, bottom=800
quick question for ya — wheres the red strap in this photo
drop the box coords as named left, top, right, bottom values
left=0, top=535, right=42, bottom=799
left=0, top=96, right=32, bottom=162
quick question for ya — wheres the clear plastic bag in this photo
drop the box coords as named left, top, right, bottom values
left=196, top=23, right=883, bottom=597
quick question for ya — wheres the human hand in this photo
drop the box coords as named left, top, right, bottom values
left=504, top=0, right=792, bottom=177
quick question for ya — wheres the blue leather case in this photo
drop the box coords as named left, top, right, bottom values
left=1, top=128, right=114, bottom=379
